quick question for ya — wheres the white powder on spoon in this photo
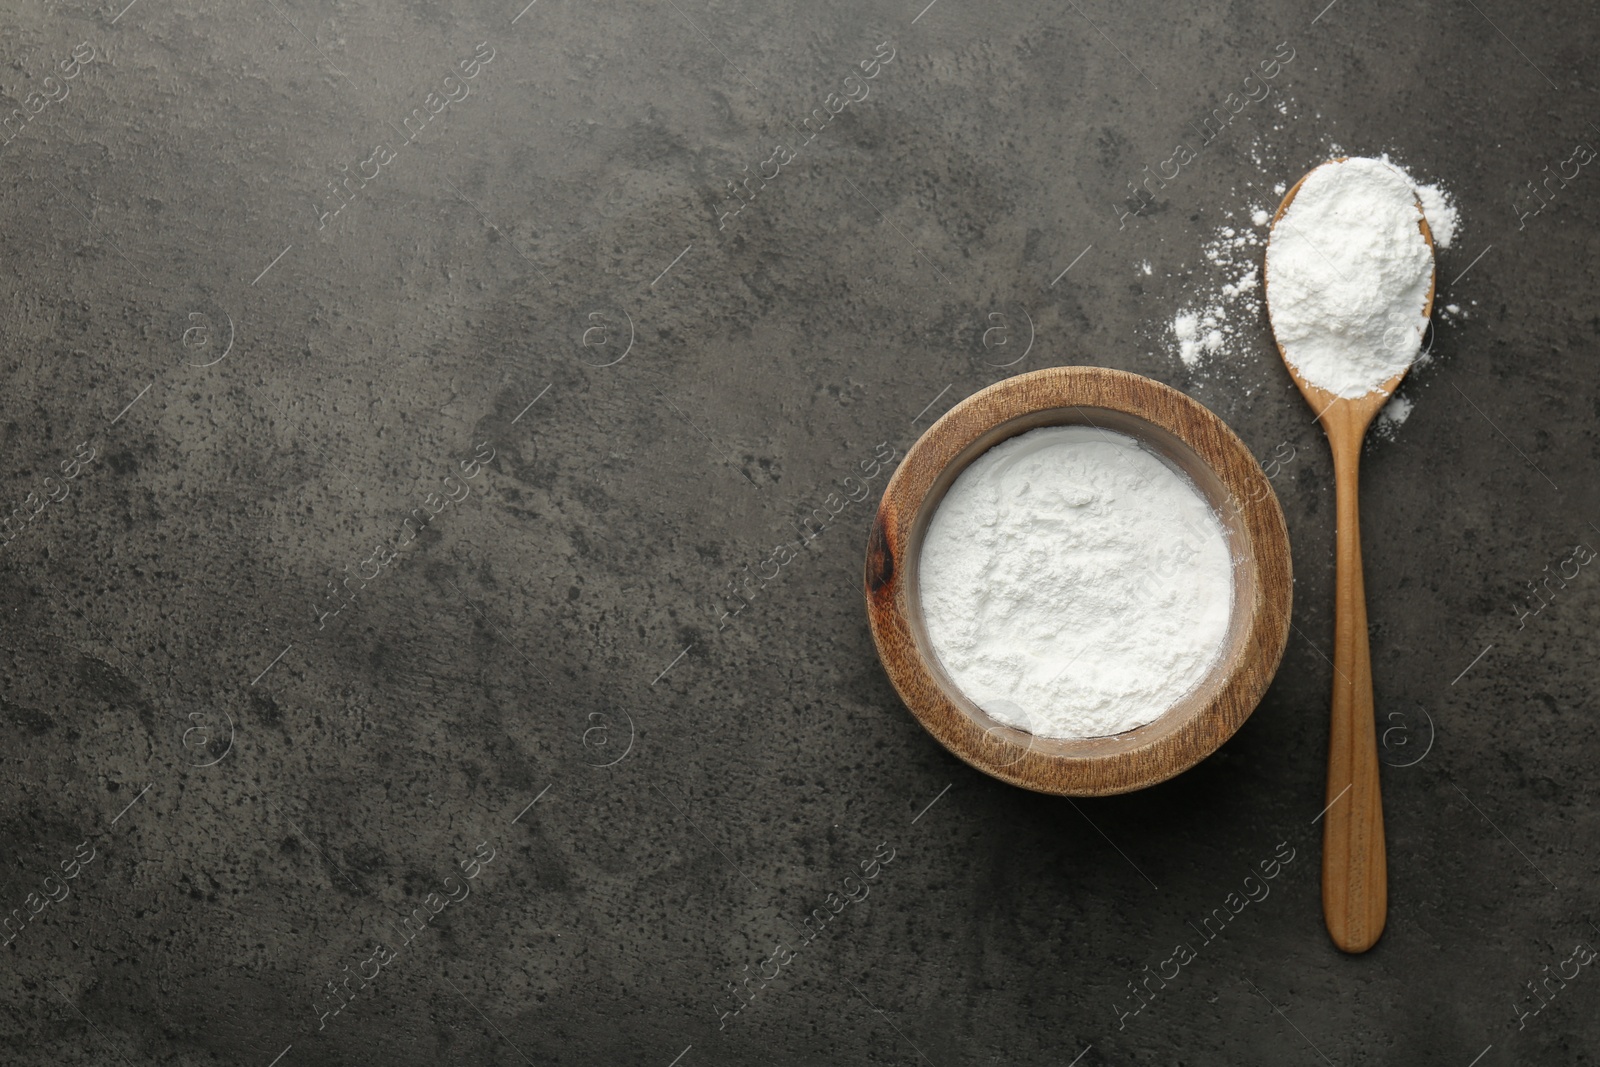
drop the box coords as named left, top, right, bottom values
left=918, top=425, right=1234, bottom=740
left=1265, top=157, right=1436, bottom=398
left=1165, top=152, right=1455, bottom=381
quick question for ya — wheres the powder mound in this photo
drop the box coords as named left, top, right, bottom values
left=1266, top=157, right=1435, bottom=398
left=918, top=426, right=1235, bottom=740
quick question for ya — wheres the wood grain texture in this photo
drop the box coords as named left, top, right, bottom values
left=1267, top=161, right=1438, bottom=954
left=1296, top=378, right=1393, bottom=955
left=864, top=366, right=1293, bottom=797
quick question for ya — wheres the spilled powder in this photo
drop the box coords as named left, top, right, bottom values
left=1171, top=220, right=1266, bottom=368
left=1265, top=157, right=1436, bottom=398
left=1372, top=394, right=1415, bottom=440
left=918, top=426, right=1234, bottom=740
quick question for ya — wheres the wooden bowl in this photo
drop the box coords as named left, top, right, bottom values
left=865, top=366, right=1292, bottom=796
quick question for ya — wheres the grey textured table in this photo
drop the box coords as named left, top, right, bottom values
left=2, top=0, right=1596, bottom=1064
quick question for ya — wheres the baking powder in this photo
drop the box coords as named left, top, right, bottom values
left=918, top=425, right=1234, bottom=740
left=1265, top=157, right=1436, bottom=398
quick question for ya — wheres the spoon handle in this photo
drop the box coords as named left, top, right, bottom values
left=1322, top=427, right=1387, bottom=953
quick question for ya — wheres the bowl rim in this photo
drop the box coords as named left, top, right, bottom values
left=864, top=365, right=1293, bottom=796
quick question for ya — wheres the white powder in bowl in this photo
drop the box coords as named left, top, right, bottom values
left=918, top=425, right=1235, bottom=740
left=1265, top=157, right=1436, bottom=398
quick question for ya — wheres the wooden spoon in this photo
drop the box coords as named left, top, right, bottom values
left=1265, top=160, right=1436, bottom=955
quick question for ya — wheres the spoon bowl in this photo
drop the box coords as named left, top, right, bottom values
left=1268, top=159, right=1438, bottom=431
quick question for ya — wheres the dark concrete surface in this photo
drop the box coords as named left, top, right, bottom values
left=1, top=0, right=1597, bottom=1063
